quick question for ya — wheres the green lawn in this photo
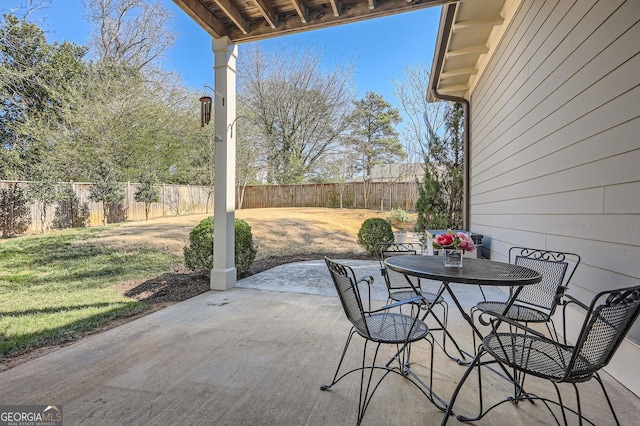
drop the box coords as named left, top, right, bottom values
left=0, top=227, right=181, bottom=360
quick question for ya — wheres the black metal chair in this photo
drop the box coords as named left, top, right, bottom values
left=444, top=284, right=640, bottom=425
left=321, top=257, right=434, bottom=425
left=472, top=247, right=581, bottom=341
left=376, top=242, right=445, bottom=309
left=376, top=242, right=462, bottom=361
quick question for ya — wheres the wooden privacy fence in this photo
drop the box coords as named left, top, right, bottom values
left=1, top=180, right=419, bottom=235
left=238, top=181, right=419, bottom=211
left=0, top=181, right=213, bottom=234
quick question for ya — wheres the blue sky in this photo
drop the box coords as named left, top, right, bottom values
left=6, top=0, right=441, bottom=107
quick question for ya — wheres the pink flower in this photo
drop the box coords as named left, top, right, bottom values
left=434, top=233, right=454, bottom=247
left=432, top=230, right=476, bottom=253
left=456, top=233, right=475, bottom=253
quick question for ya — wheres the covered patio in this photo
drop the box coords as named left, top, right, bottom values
left=171, top=0, right=640, bottom=405
left=1, top=260, right=638, bottom=424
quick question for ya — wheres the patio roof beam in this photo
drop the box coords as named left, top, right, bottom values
left=212, top=0, right=250, bottom=34
left=225, top=0, right=450, bottom=43
left=173, top=0, right=455, bottom=44
left=329, top=0, right=341, bottom=16
left=252, top=0, right=278, bottom=28
left=174, top=0, right=228, bottom=38
left=291, top=0, right=308, bottom=23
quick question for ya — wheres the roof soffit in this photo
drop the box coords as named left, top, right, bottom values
left=429, top=0, right=524, bottom=100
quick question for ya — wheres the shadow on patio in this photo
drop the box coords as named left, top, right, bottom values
left=0, top=259, right=638, bottom=425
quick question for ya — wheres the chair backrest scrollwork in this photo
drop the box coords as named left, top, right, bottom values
left=509, top=247, right=581, bottom=316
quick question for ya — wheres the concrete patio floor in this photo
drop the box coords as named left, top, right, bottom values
left=1, top=259, right=638, bottom=425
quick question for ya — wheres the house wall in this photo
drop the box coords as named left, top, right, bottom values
left=469, top=0, right=639, bottom=393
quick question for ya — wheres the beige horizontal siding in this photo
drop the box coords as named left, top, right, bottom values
left=469, top=0, right=640, bottom=354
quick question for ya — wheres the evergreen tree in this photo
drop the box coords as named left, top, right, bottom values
left=134, top=170, right=161, bottom=220
left=0, top=13, right=87, bottom=180
left=0, top=183, right=31, bottom=237
left=415, top=102, right=464, bottom=231
left=346, top=92, right=405, bottom=179
left=26, top=164, right=60, bottom=233
left=88, top=160, right=125, bottom=225
left=415, top=166, right=448, bottom=233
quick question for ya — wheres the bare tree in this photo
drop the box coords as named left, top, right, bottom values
left=377, top=163, right=416, bottom=211
left=238, top=44, right=355, bottom=184
left=394, top=64, right=463, bottom=230
left=321, top=148, right=359, bottom=209
left=236, top=115, right=267, bottom=209
left=393, top=64, right=447, bottom=162
left=84, top=0, right=175, bottom=71
left=1, top=0, right=49, bottom=21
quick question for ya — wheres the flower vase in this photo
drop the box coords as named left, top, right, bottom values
left=443, top=249, right=463, bottom=268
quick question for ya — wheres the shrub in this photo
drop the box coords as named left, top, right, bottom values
left=387, top=208, right=412, bottom=223
left=357, top=218, right=394, bottom=255
left=0, top=184, right=31, bottom=238
left=183, top=217, right=257, bottom=277
left=388, top=208, right=416, bottom=231
left=183, top=217, right=214, bottom=275
left=53, top=184, right=90, bottom=229
left=234, top=218, right=257, bottom=275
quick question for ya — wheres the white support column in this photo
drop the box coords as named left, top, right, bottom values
left=210, top=37, right=238, bottom=290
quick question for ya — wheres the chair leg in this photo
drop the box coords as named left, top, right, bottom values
left=441, top=347, right=485, bottom=425
left=443, top=346, right=540, bottom=425
left=320, top=328, right=357, bottom=391
left=323, top=330, right=417, bottom=425
left=546, top=382, right=566, bottom=426
left=357, top=340, right=384, bottom=424
left=389, top=339, right=411, bottom=373
left=593, top=372, right=620, bottom=426
left=360, top=340, right=424, bottom=424
left=551, top=381, right=569, bottom=425
left=470, top=306, right=481, bottom=351
left=572, top=383, right=584, bottom=426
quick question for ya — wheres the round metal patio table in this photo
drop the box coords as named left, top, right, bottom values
left=384, top=255, right=542, bottom=287
left=383, top=255, right=543, bottom=418
left=384, top=255, right=542, bottom=340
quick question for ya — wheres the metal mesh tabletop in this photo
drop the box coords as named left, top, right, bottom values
left=384, top=256, right=542, bottom=286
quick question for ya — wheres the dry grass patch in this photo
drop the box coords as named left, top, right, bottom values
left=237, top=207, right=388, bottom=258
left=97, top=207, right=388, bottom=259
